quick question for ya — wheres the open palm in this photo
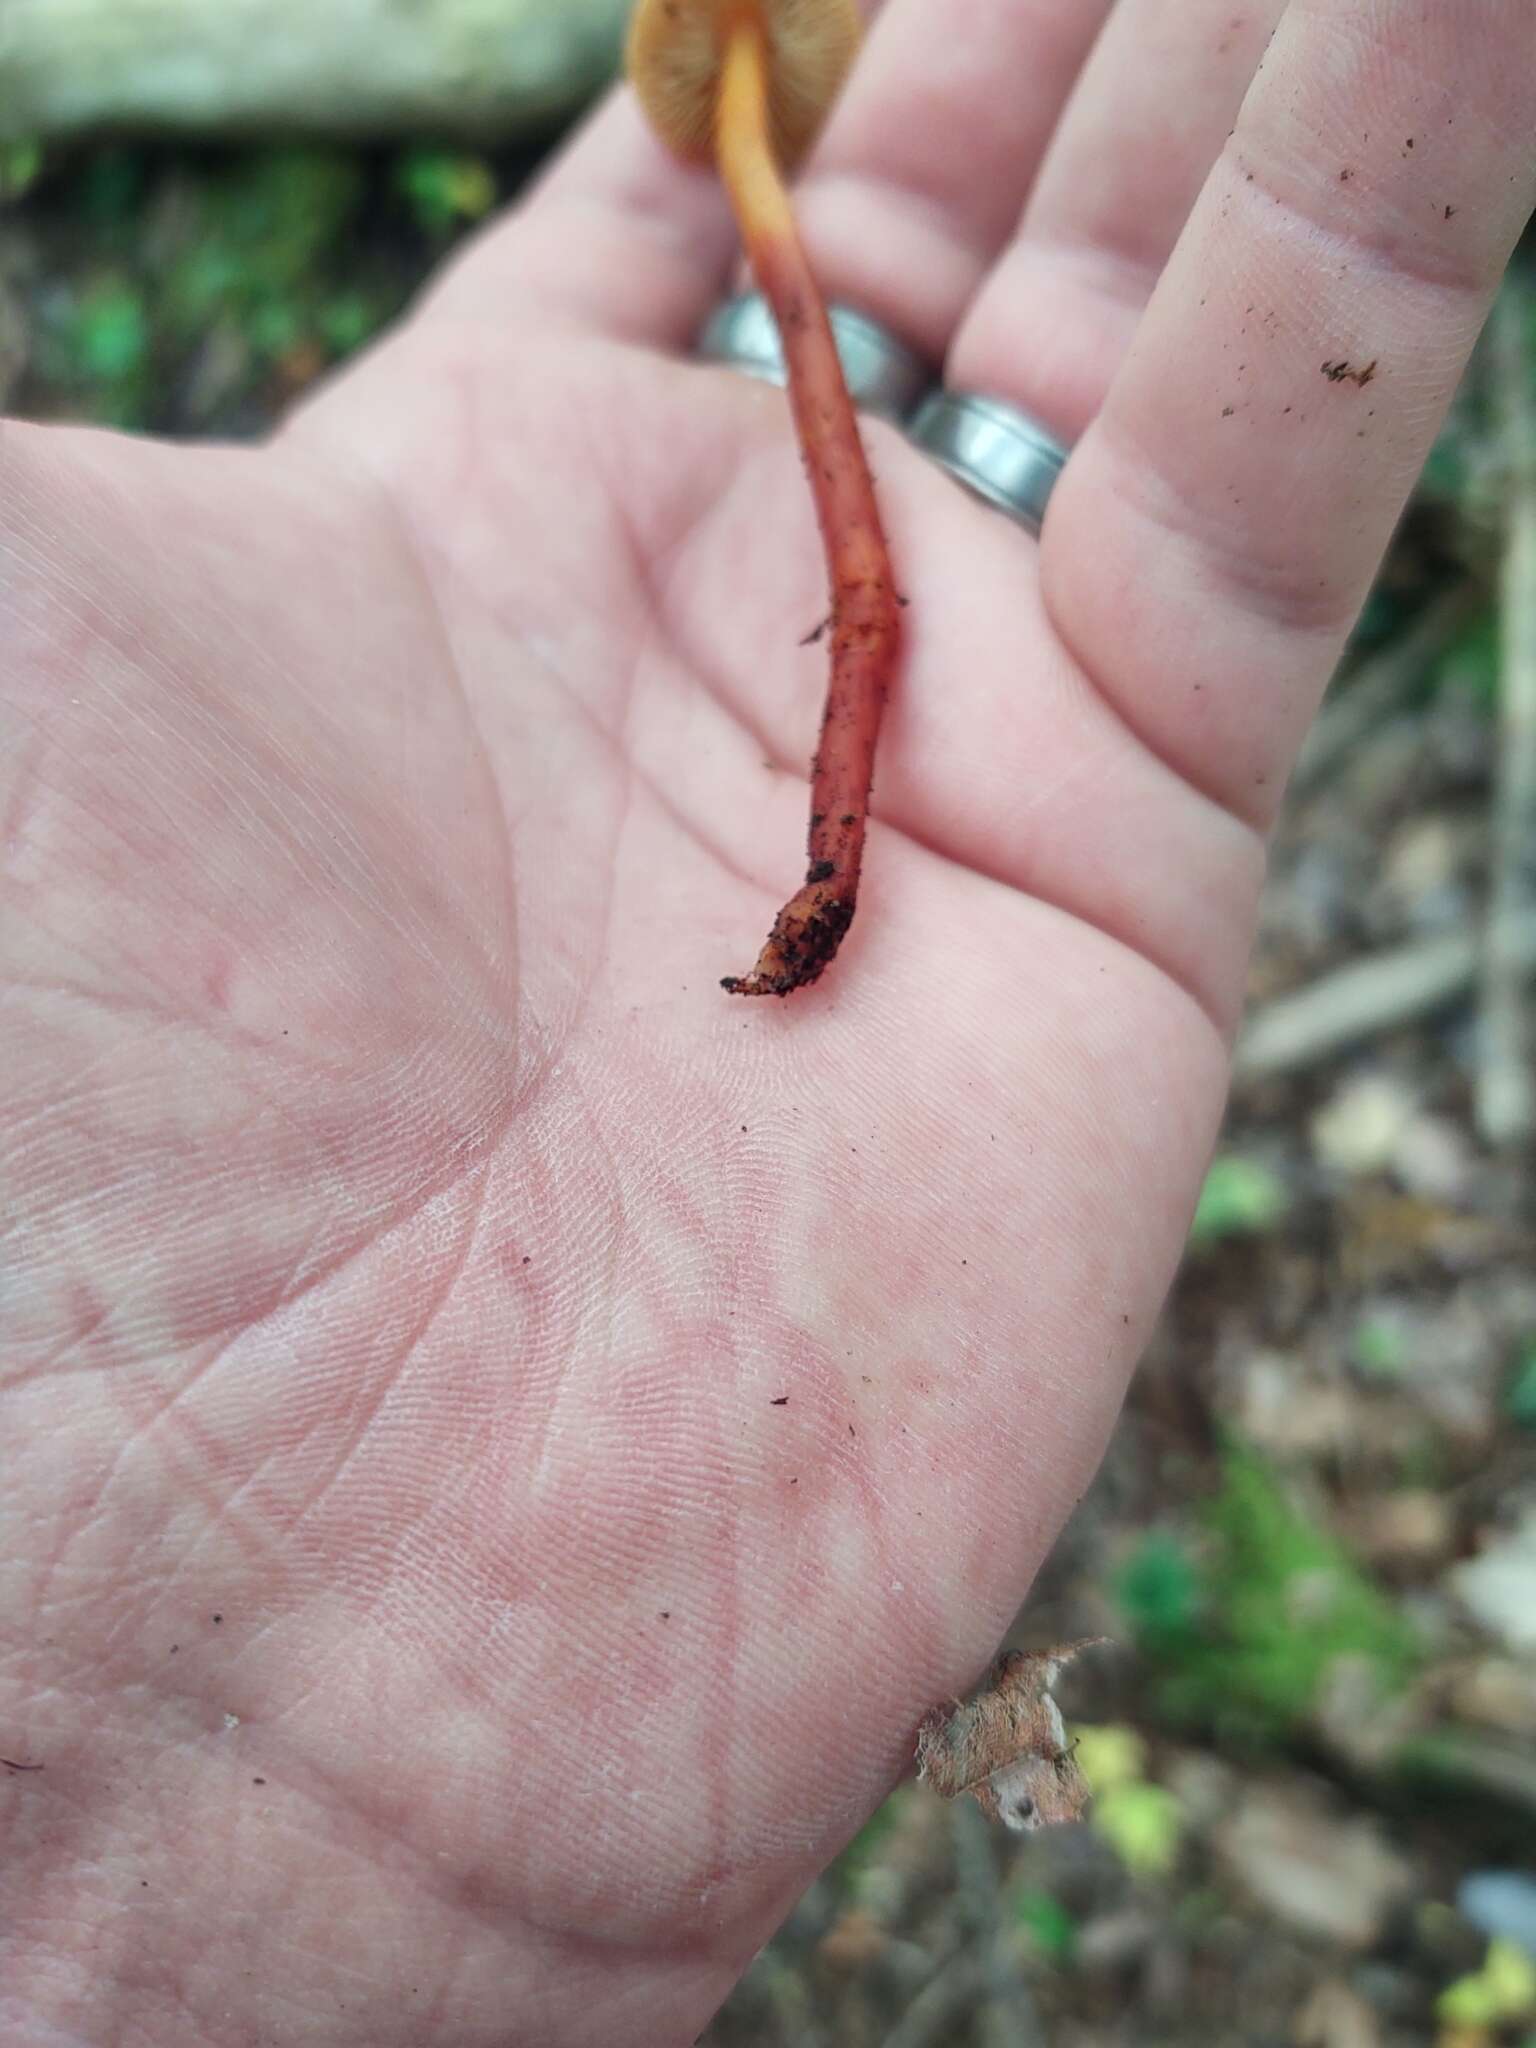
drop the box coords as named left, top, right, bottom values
left=5, top=4, right=1532, bottom=2043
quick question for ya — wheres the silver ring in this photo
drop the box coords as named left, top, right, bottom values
left=908, top=389, right=1068, bottom=536
left=697, top=290, right=933, bottom=423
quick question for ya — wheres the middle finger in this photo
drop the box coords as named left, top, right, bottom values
left=950, top=0, right=1287, bottom=439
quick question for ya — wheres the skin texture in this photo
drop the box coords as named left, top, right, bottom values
left=3, top=1, right=1533, bottom=2043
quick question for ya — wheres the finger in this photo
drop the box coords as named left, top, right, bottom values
left=608, top=408, right=1267, bottom=1034
left=1042, top=0, right=1536, bottom=825
left=412, top=0, right=1112, bottom=359
left=949, top=0, right=1286, bottom=439
left=781, top=0, right=1114, bottom=361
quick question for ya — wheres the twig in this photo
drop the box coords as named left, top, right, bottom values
left=949, top=1786, right=1004, bottom=1937
left=1392, top=1729, right=1536, bottom=1820
left=1234, top=914, right=1536, bottom=1082
left=748, top=1948, right=827, bottom=2048
left=0, top=0, right=628, bottom=141
left=1291, top=583, right=1480, bottom=801
left=1476, top=275, right=1536, bottom=1145
left=952, top=1800, right=1045, bottom=2048
left=881, top=1951, right=987, bottom=2048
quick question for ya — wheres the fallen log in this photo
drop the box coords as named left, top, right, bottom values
left=0, top=0, right=628, bottom=143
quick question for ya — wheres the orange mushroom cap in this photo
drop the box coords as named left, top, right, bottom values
left=626, top=0, right=862, bottom=173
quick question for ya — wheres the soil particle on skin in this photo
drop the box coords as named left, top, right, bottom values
left=1322, top=359, right=1378, bottom=387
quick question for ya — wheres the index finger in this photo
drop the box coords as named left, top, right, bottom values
left=1038, top=0, right=1536, bottom=825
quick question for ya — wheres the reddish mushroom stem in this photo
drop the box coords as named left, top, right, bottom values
left=714, top=9, right=902, bottom=997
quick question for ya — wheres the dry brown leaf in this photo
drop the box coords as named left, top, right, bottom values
left=817, top=1907, right=889, bottom=1972
left=915, top=1640, right=1104, bottom=1832
left=1295, top=1979, right=1383, bottom=2048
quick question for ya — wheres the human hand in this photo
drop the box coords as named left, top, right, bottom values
left=4, top=3, right=1532, bottom=2042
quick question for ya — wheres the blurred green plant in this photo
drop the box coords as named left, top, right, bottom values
left=317, top=291, right=383, bottom=357
left=162, top=149, right=367, bottom=362
left=34, top=276, right=154, bottom=426
left=1436, top=603, right=1502, bottom=711
left=77, top=147, right=149, bottom=227
left=1116, top=1531, right=1203, bottom=1639
left=1353, top=1313, right=1411, bottom=1382
left=28, top=148, right=388, bottom=426
left=0, top=140, right=44, bottom=200
left=1188, top=1156, right=1288, bottom=1249
left=1115, top=1443, right=1421, bottom=1745
left=829, top=1793, right=902, bottom=1900
left=1506, top=1338, right=1536, bottom=1430
left=1417, top=424, right=1474, bottom=512
left=71, top=282, right=149, bottom=380
left=1074, top=1725, right=1184, bottom=1878
left=1438, top=1937, right=1536, bottom=2030
left=394, top=148, right=498, bottom=236
left=1011, top=1887, right=1077, bottom=1963
left=1095, top=1779, right=1184, bottom=1878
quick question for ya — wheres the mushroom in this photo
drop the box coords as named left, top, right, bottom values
left=627, top=0, right=903, bottom=997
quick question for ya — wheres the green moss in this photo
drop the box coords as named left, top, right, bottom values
left=77, top=147, right=149, bottom=227
left=1437, top=603, right=1501, bottom=710
left=34, top=277, right=153, bottom=425
left=829, top=1792, right=903, bottom=1897
left=206, top=149, right=365, bottom=288
left=161, top=149, right=367, bottom=365
left=1012, top=1888, right=1077, bottom=1962
left=1507, top=1338, right=1536, bottom=1429
left=394, top=148, right=498, bottom=236
left=72, top=283, right=149, bottom=380
left=1188, top=1156, right=1288, bottom=1249
left=1115, top=1531, right=1204, bottom=1646
left=0, top=140, right=44, bottom=200
left=1352, top=1314, right=1410, bottom=1382
left=1417, top=426, right=1471, bottom=508
left=1095, top=1780, right=1184, bottom=1877
left=1117, top=1444, right=1421, bottom=1746
left=317, top=290, right=387, bottom=357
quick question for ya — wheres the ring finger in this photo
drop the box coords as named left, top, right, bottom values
left=781, top=0, right=1114, bottom=361
left=420, top=0, right=1115, bottom=357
